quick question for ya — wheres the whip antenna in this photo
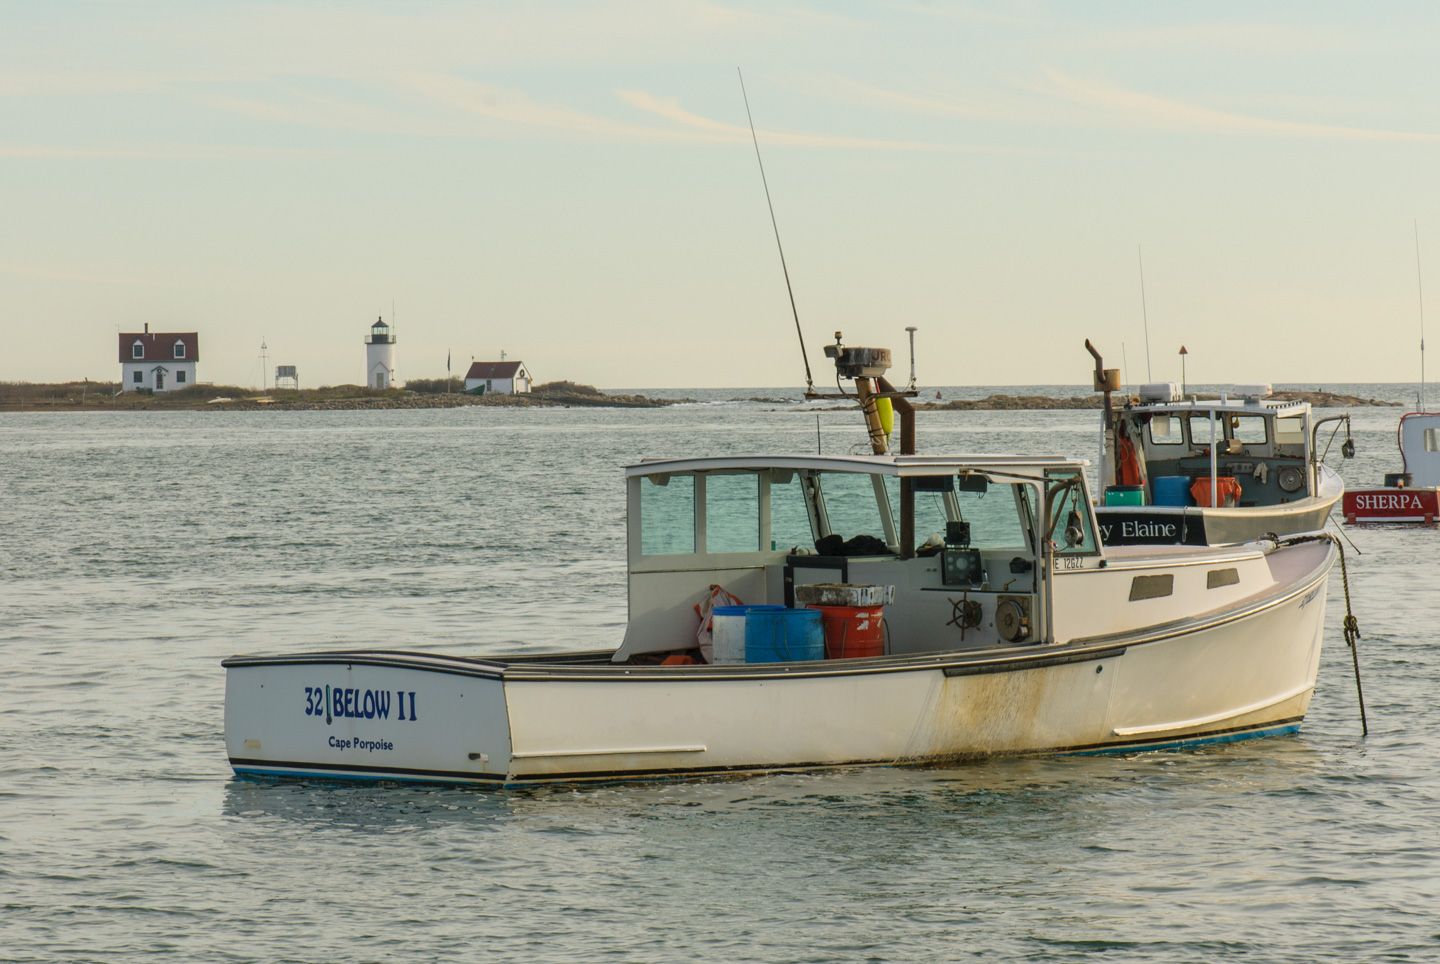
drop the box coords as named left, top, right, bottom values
left=1138, top=246, right=1152, bottom=382
left=1416, top=220, right=1427, bottom=413
left=739, top=68, right=813, bottom=391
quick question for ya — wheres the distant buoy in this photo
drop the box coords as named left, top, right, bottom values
left=877, top=397, right=894, bottom=436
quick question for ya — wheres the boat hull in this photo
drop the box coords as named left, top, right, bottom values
left=223, top=544, right=1334, bottom=787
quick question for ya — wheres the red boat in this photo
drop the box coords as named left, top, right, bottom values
left=1343, top=411, right=1440, bottom=524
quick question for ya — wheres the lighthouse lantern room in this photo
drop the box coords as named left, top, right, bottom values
left=365, top=316, right=397, bottom=389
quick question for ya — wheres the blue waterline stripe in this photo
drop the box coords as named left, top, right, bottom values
left=1077, top=723, right=1301, bottom=755
left=230, top=721, right=1305, bottom=787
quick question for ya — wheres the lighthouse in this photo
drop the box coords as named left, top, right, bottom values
left=365, top=316, right=397, bottom=389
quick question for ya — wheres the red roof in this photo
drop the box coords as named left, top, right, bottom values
left=120, top=332, right=200, bottom=363
left=465, top=361, right=525, bottom=379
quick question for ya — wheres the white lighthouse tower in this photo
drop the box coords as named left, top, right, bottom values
left=365, top=316, right=397, bottom=389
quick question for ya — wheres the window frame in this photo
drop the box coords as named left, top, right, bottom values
left=1147, top=413, right=1184, bottom=447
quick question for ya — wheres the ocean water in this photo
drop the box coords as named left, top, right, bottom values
left=3, top=389, right=1438, bottom=963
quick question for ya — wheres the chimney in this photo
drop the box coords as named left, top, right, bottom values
left=144, top=323, right=149, bottom=334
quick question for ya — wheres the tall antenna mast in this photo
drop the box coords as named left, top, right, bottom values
left=1416, top=220, right=1427, bottom=413
left=738, top=67, right=813, bottom=392
left=1138, top=246, right=1153, bottom=382
left=260, top=337, right=269, bottom=391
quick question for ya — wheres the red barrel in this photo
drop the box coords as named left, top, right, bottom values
left=808, top=605, right=886, bottom=659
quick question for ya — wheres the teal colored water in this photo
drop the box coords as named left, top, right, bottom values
left=2, top=390, right=1436, bottom=962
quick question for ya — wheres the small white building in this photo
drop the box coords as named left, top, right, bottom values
left=119, top=325, right=199, bottom=392
left=464, top=361, right=532, bottom=395
left=365, top=316, right=398, bottom=389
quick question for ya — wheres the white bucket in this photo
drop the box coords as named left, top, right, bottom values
left=712, top=610, right=747, bottom=665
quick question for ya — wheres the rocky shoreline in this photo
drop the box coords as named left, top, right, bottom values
left=909, top=389, right=1399, bottom=411
left=200, top=390, right=683, bottom=411
left=1, top=389, right=686, bottom=412
left=1, top=385, right=1400, bottom=413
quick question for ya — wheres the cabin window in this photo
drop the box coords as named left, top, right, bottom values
left=704, top=473, right=760, bottom=553
left=1230, top=415, right=1266, bottom=445
left=640, top=474, right=695, bottom=555
left=813, top=472, right=892, bottom=550
left=1207, top=568, right=1240, bottom=589
left=174, top=342, right=186, bottom=359
left=133, top=371, right=142, bottom=383
left=909, top=477, right=1032, bottom=550
left=132, top=342, right=144, bottom=359
left=1275, top=416, right=1305, bottom=446
left=176, top=370, right=187, bottom=384
left=1187, top=413, right=1218, bottom=449
left=1129, top=574, right=1174, bottom=600
left=769, top=470, right=815, bottom=552
left=1426, top=428, right=1439, bottom=453
left=1148, top=414, right=1183, bottom=446
left=1046, top=470, right=1098, bottom=554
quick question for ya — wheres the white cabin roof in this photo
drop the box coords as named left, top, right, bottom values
left=1125, top=396, right=1309, bottom=418
left=624, top=453, right=1087, bottom=478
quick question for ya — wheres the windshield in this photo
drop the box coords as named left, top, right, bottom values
left=901, top=476, right=1035, bottom=551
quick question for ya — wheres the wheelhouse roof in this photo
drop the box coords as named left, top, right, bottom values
left=624, top=454, right=1087, bottom=478
left=1125, top=397, right=1309, bottom=418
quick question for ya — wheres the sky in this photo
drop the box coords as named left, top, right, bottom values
left=5, top=1, right=1440, bottom=390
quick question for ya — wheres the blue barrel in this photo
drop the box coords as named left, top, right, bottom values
left=1151, top=476, right=1192, bottom=507
left=745, top=608, right=825, bottom=663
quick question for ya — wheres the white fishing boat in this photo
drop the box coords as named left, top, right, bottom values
left=222, top=341, right=1340, bottom=787
left=1085, top=343, right=1349, bottom=546
left=1343, top=411, right=1440, bottom=524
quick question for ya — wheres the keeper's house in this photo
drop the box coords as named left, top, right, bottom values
left=464, top=361, right=531, bottom=395
left=120, top=325, right=198, bottom=392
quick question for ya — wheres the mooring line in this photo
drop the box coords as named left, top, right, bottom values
left=1333, top=536, right=1368, bottom=737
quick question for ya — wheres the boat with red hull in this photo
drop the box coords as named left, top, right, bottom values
left=1343, top=412, right=1440, bottom=524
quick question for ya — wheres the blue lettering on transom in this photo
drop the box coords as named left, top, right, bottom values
left=307, top=686, right=398, bottom=723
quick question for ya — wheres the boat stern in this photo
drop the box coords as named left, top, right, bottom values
left=223, top=653, right=514, bottom=785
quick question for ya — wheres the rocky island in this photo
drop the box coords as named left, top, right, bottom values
left=0, top=379, right=684, bottom=412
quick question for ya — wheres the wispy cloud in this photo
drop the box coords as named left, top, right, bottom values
left=806, top=73, right=1054, bottom=124
left=183, top=87, right=444, bottom=138
left=617, top=86, right=1046, bottom=152
left=0, top=261, right=164, bottom=287
left=0, top=141, right=323, bottom=159
left=402, top=75, right=724, bottom=143
left=897, top=2, right=1058, bottom=30
left=392, top=75, right=1036, bottom=153
left=1041, top=21, right=1356, bottom=56
left=1037, top=68, right=1440, bottom=142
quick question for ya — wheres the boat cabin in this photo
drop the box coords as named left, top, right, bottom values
left=614, top=454, right=1104, bottom=662
left=1102, top=386, right=1318, bottom=510
left=1398, top=412, right=1440, bottom=487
